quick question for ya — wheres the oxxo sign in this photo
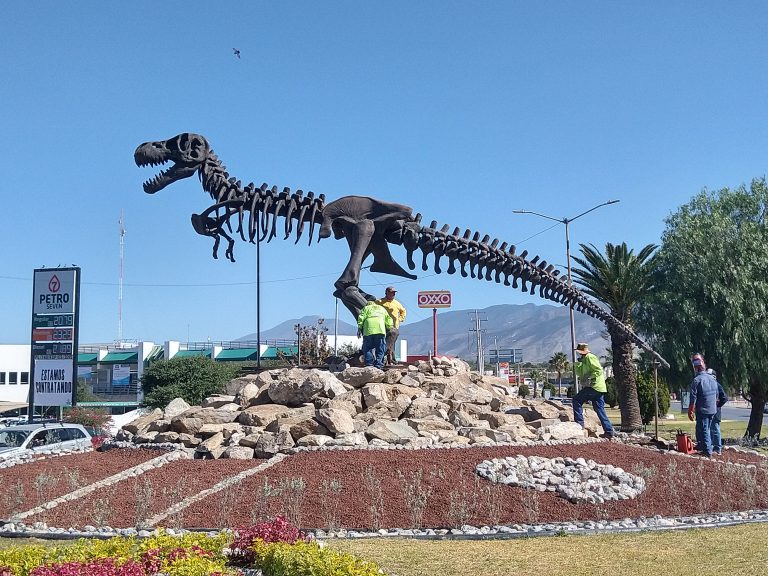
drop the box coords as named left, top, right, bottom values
left=417, top=290, right=452, bottom=308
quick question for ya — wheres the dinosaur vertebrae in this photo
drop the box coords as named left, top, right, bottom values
left=389, top=215, right=653, bottom=355
left=194, top=150, right=326, bottom=260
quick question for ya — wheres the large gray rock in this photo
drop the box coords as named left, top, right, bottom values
left=235, top=382, right=266, bottom=408
left=202, top=395, right=237, bottom=409
left=122, top=408, right=163, bottom=435
left=316, top=408, right=355, bottom=435
left=297, top=434, right=334, bottom=447
left=403, top=418, right=455, bottom=433
left=337, top=366, right=386, bottom=388
left=366, top=420, right=419, bottom=443
left=221, top=445, right=255, bottom=459
left=253, top=431, right=294, bottom=458
left=134, top=431, right=159, bottom=444
left=266, top=416, right=329, bottom=440
left=239, top=433, right=264, bottom=448
left=452, top=386, right=494, bottom=405
left=361, top=383, right=390, bottom=409
left=268, top=368, right=339, bottom=406
left=164, top=398, right=191, bottom=420
left=327, top=432, right=368, bottom=447
left=147, top=419, right=171, bottom=433
left=357, top=395, right=412, bottom=423
left=198, top=422, right=244, bottom=438
left=402, top=397, right=450, bottom=420
left=170, top=407, right=238, bottom=434
left=226, top=373, right=262, bottom=395
left=497, top=423, right=537, bottom=440
left=539, top=421, right=587, bottom=441
left=477, top=412, right=525, bottom=428
left=197, top=432, right=225, bottom=453
left=154, top=431, right=181, bottom=443
left=238, top=404, right=292, bottom=427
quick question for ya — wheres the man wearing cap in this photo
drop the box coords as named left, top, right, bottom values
left=688, top=353, right=720, bottom=457
left=706, top=368, right=729, bottom=456
left=377, top=286, right=407, bottom=365
left=573, top=343, right=615, bottom=439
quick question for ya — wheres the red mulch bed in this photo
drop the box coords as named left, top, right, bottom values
left=179, top=443, right=768, bottom=530
left=28, top=458, right=264, bottom=529
left=0, top=449, right=164, bottom=518
left=10, top=444, right=768, bottom=531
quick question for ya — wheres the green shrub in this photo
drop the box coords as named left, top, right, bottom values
left=252, top=540, right=382, bottom=576
left=636, top=371, right=671, bottom=424
left=518, top=384, right=530, bottom=398
left=140, top=356, right=240, bottom=409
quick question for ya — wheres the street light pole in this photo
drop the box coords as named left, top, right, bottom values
left=513, top=199, right=620, bottom=395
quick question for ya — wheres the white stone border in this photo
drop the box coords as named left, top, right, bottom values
left=11, top=450, right=190, bottom=521
left=145, top=453, right=288, bottom=527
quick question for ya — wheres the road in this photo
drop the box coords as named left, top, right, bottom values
left=669, top=400, right=757, bottom=422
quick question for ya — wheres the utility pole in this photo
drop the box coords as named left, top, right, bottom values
left=468, top=310, right=487, bottom=374
left=513, top=199, right=620, bottom=393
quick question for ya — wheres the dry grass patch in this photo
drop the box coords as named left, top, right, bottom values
left=329, top=524, right=765, bottom=576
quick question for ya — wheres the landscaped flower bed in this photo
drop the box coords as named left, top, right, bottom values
left=0, top=518, right=383, bottom=576
left=0, top=450, right=165, bottom=519
left=4, top=443, right=768, bottom=533
left=177, top=443, right=768, bottom=529
left=31, top=458, right=264, bottom=529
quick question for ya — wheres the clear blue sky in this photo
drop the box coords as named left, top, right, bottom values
left=2, top=2, right=767, bottom=345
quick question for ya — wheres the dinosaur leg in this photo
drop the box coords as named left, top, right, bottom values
left=333, top=218, right=376, bottom=318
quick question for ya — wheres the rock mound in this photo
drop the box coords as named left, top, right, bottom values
left=117, top=358, right=603, bottom=458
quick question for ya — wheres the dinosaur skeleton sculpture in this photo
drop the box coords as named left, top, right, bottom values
left=135, top=133, right=669, bottom=367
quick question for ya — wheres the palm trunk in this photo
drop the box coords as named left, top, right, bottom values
left=609, top=327, right=643, bottom=432
left=745, top=373, right=765, bottom=439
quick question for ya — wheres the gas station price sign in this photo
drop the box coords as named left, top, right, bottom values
left=32, top=314, right=74, bottom=328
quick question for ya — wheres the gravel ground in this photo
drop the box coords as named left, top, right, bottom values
left=13, top=443, right=768, bottom=531
left=0, top=449, right=164, bottom=518
left=27, top=458, right=264, bottom=529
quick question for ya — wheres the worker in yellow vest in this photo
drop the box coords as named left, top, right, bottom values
left=377, top=286, right=407, bottom=365
left=357, top=297, right=393, bottom=369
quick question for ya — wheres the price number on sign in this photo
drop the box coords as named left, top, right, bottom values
left=417, top=290, right=452, bottom=308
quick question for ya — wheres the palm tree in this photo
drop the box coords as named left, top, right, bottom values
left=548, top=352, right=569, bottom=395
left=571, top=242, right=658, bottom=432
left=529, top=368, right=546, bottom=398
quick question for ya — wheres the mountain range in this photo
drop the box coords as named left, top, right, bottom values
left=238, top=303, right=610, bottom=363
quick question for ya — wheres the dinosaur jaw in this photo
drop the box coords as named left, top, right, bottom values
left=136, top=159, right=199, bottom=194
left=134, top=133, right=210, bottom=194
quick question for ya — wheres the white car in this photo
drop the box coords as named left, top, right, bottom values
left=0, top=423, right=93, bottom=460
left=0, top=417, right=27, bottom=428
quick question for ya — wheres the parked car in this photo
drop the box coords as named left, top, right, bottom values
left=0, top=423, right=92, bottom=460
left=0, top=417, right=27, bottom=428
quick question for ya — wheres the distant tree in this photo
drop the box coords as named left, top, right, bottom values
left=75, top=380, right=99, bottom=403
left=548, top=352, right=569, bottom=393
left=637, top=179, right=768, bottom=438
left=572, top=241, right=658, bottom=432
left=141, top=356, right=240, bottom=409
left=293, top=318, right=331, bottom=365
left=518, top=383, right=530, bottom=399
left=529, top=368, right=546, bottom=398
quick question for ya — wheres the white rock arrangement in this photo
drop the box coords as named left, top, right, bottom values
left=476, top=455, right=646, bottom=504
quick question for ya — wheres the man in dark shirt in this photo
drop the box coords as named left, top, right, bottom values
left=687, top=353, right=719, bottom=457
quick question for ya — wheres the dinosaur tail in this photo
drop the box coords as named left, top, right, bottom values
left=390, top=215, right=668, bottom=368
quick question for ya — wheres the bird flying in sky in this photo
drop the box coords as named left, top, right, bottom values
left=233, top=48, right=241, bottom=59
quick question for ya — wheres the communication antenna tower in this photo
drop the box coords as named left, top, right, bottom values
left=118, top=210, right=126, bottom=344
